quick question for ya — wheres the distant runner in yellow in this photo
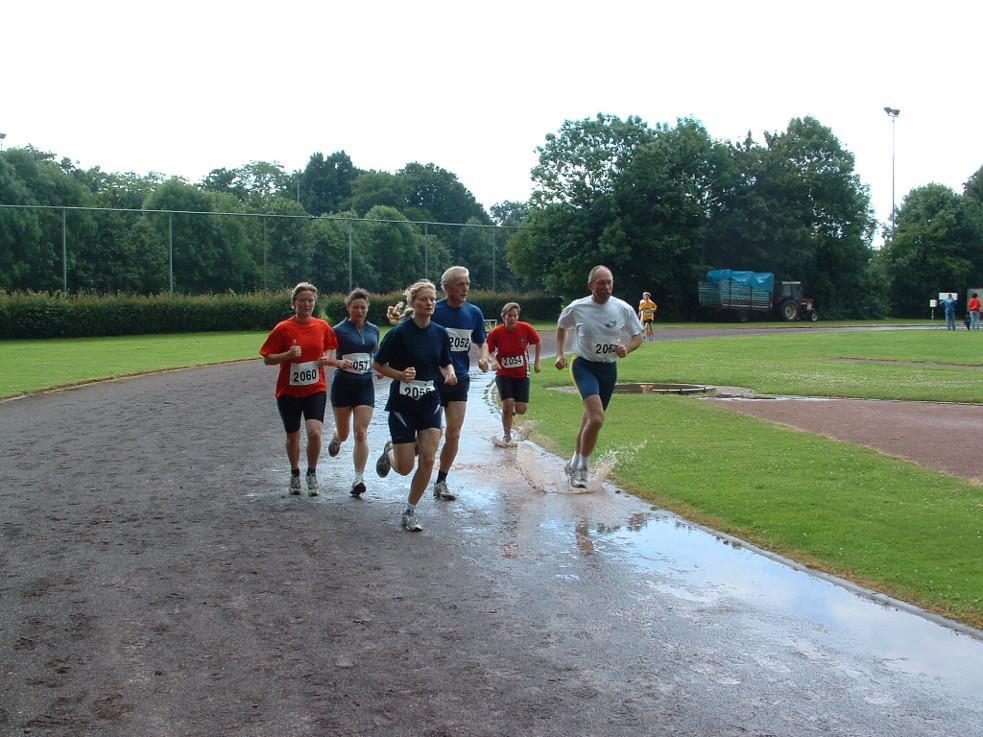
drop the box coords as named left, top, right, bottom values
left=638, top=291, right=658, bottom=343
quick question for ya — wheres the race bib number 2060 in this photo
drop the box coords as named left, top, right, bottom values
left=289, top=360, right=320, bottom=386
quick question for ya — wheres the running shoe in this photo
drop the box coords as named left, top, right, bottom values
left=306, top=472, right=319, bottom=496
left=401, top=510, right=423, bottom=532
left=289, top=475, right=301, bottom=495
left=328, top=436, right=341, bottom=457
left=350, top=480, right=366, bottom=497
left=376, top=441, right=392, bottom=478
left=503, top=432, right=513, bottom=446
left=571, top=468, right=588, bottom=488
left=433, top=480, right=457, bottom=501
left=563, top=459, right=575, bottom=477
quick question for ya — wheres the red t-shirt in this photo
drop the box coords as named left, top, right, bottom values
left=259, top=317, right=338, bottom=398
left=969, top=297, right=981, bottom=312
left=487, top=322, right=540, bottom=378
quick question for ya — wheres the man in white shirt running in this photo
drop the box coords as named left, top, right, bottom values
left=555, top=265, right=644, bottom=488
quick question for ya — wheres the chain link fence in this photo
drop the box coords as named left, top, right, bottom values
left=0, top=204, right=518, bottom=295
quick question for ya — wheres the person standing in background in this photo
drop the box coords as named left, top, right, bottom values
left=638, top=291, right=658, bottom=342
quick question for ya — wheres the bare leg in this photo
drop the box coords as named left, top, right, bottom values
left=285, top=430, right=301, bottom=470
left=438, top=401, right=467, bottom=473
left=332, top=405, right=353, bottom=444
left=576, top=395, right=606, bottom=459
left=408, top=429, right=441, bottom=505
left=502, top=398, right=515, bottom=436
left=352, top=405, right=373, bottom=473
left=304, top=419, right=323, bottom=469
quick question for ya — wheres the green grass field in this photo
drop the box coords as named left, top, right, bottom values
left=2, top=325, right=981, bottom=628
left=526, top=328, right=983, bottom=628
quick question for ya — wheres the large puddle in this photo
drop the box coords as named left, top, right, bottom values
left=335, top=370, right=983, bottom=701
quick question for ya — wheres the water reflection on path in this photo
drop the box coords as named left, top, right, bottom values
left=453, top=371, right=983, bottom=700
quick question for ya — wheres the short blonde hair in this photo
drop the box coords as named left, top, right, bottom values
left=291, top=282, right=318, bottom=303
left=500, top=302, right=520, bottom=318
left=387, top=279, right=436, bottom=324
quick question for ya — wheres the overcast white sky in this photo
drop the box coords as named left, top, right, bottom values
left=3, top=0, right=981, bottom=244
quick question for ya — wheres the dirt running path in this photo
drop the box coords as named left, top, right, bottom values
left=706, top=397, right=983, bottom=482
left=2, top=335, right=982, bottom=736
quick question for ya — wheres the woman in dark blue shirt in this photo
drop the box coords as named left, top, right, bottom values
left=328, top=288, right=380, bottom=497
left=372, top=280, right=456, bottom=532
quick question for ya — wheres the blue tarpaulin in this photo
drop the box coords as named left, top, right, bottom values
left=706, top=270, right=774, bottom=293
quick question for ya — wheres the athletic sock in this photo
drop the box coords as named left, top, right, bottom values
left=404, top=503, right=416, bottom=514
left=578, top=454, right=590, bottom=471
left=354, top=471, right=364, bottom=483
left=306, top=468, right=316, bottom=475
left=291, top=469, right=301, bottom=477
left=437, top=470, right=448, bottom=484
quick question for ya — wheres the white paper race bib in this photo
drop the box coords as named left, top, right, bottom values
left=289, top=360, right=321, bottom=386
left=343, top=352, right=372, bottom=374
left=398, top=379, right=435, bottom=399
left=500, top=354, right=525, bottom=369
left=445, top=328, right=472, bottom=352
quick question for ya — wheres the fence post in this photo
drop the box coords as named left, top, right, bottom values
left=62, top=208, right=67, bottom=292
left=492, top=226, right=496, bottom=292
left=168, top=213, right=174, bottom=293
left=262, top=217, right=268, bottom=290
left=347, top=221, right=353, bottom=293
left=424, top=223, right=429, bottom=280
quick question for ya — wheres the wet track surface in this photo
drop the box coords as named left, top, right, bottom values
left=1, top=360, right=981, bottom=736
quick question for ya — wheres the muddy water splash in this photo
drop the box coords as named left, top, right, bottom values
left=516, top=441, right=644, bottom=494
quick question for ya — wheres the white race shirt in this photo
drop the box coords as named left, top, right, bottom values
left=557, top=295, right=643, bottom=363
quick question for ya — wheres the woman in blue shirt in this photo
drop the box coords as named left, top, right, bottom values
left=373, top=280, right=457, bottom=532
left=327, top=288, right=380, bottom=497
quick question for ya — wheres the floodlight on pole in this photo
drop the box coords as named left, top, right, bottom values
left=0, top=132, right=6, bottom=152
left=883, top=107, right=900, bottom=236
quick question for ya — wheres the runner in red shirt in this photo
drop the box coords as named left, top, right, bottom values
left=259, top=282, right=339, bottom=496
left=487, top=302, right=541, bottom=445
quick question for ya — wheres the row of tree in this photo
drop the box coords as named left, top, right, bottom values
left=508, top=114, right=983, bottom=318
left=2, top=119, right=980, bottom=317
left=0, top=149, right=514, bottom=295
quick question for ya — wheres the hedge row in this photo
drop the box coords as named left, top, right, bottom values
left=0, top=290, right=565, bottom=339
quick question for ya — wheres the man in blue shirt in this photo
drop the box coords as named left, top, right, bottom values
left=940, top=294, right=957, bottom=330
left=431, top=266, right=490, bottom=500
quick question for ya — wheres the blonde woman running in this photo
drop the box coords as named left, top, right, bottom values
left=372, top=280, right=457, bottom=531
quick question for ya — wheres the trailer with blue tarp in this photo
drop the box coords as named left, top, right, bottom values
left=698, top=269, right=818, bottom=322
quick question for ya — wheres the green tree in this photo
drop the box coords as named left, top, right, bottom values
left=300, top=151, right=360, bottom=216
left=530, top=114, right=655, bottom=209
left=605, top=119, right=721, bottom=313
left=704, top=118, right=878, bottom=317
left=881, top=184, right=976, bottom=315
left=399, top=162, right=488, bottom=224
left=360, top=205, right=423, bottom=292
left=350, top=171, right=412, bottom=216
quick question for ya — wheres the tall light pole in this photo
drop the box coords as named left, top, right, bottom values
left=883, top=107, right=900, bottom=235
left=0, top=132, right=6, bottom=152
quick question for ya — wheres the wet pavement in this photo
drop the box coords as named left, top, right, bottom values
left=2, top=360, right=982, bottom=736
left=364, top=368, right=983, bottom=732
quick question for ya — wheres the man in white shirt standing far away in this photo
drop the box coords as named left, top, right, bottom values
left=555, top=265, right=644, bottom=488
